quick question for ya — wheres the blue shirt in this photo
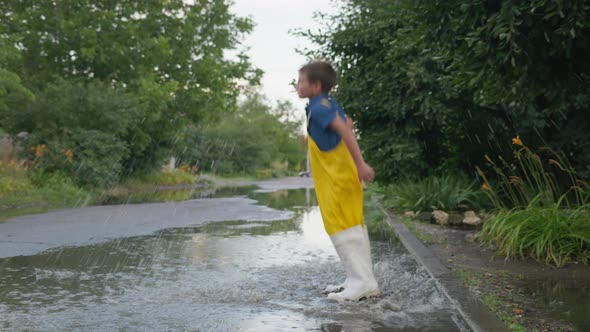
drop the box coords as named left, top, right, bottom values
left=306, top=93, right=347, bottom=151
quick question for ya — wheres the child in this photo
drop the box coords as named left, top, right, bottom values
left=297, top=61, right=379, bottom=301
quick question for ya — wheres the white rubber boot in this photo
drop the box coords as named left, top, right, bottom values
left=361, top=224, right=373, bottom=268
left=324, top=224, right=370, bottom=294
left=327, top=225, right=379, bottom=302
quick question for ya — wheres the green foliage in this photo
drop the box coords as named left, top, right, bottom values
left=363, top=201, right=397, bottom=242
left=480, top=204, right=590, bottom=267
left=0, top=174, right=32, bottom=195
left=0, top=0, right=260, bottom=182
left=0, top=0, right=260, bottom=110
left=0, top=69, right=34, bottom=124
left=175, top=92, right=306, bottom=176
left=376, top=174, right=485, bottom=212
left=256, top=169, right=273, bottom=179
left=478, top=140, right=590, bottom=267
left=0, top=171, right=93, bottom=221
left=16, top=80, right=132, bottom=187
left=478, top=140, right=589, bottom=209
left=301, top=0, right=590, bottom=182
left=123, top=170, right=198, bottom=188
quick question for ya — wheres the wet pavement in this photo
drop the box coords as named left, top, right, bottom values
left=0, top=180, right=469, bottom=331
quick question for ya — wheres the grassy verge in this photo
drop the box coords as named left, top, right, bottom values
left=400, top=215, right=436, bottom=244
left=477, top=140, right=590, bottom=268
left=481, top=204, right=590, bottom=267
left=454, top=269, right=527, bottom=332
left=363, top=195, right=398, bottom=243
left=0, top=172, right=95, bottom=222
left=0, top=168, right=282, bottom=221
left=0, top=169, right=211, bottom=222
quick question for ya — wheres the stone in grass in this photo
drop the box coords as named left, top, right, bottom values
left=431, top=210, right=449, bottom=225
left=463, top=211, right=482, bottom=226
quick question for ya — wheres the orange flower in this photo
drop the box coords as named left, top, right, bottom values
left=509, top=176, right=522, bottom=185
left=482, top=183, right=491, bottom=191
left=548, top=159, right=563, bottom=169
left=512, top=136, right=523, bottom=146
left=65, top=149, right=74, bottom=162
left=33, top=144, right=47, bottom=158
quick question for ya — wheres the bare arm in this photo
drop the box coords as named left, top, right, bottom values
left=346, top=116, right=354, bottom=131
left=330, top=116, right=375, bottom=182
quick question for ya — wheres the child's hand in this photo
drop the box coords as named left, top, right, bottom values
left=357, top=162, right=375, bottom=183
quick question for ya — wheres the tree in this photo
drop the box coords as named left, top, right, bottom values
left=175, top=91, right=306, bottom=176
left=0, top=0, right=261, bottom=175
left=301, top=0, right=590, bottom=181
left=0, top=39, right=34, bottom=126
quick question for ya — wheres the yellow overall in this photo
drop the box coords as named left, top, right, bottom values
left=308, top=135, right=364, bottom=236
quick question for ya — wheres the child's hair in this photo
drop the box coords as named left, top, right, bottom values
left=299, top=61, right=337, bottom=93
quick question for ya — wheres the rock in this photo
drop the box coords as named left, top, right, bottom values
left=463, top=211, right=482, bottom=226
left=403, top=211, right=416, bottom=218
left=431, top=210, right=449, bottom=225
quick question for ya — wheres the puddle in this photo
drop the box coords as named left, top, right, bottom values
left=521, top=278, right=590, bottom=331
left=0, top=188, right=466, bottom=331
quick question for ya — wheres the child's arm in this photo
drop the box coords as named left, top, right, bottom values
left=330, top=116, right=375, bottom=183
left=346, top=117, right=354, bottom=131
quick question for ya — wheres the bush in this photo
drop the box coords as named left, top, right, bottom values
left=378, top=174, right=485, bottom=212
left=175, top=92, right=305, bottom=177
left=301, top=0, right=590, bottom=182
left=480, top=204, right=590, bottom=267
left=255, top=169, right=273, bottom=179
left=12, top=80, right=133, bottom=187
left=479, top=137, right=590, bottom=266
left=123, top=169, right=198, bottom=188
left=478, top=137, right=589, bottom=209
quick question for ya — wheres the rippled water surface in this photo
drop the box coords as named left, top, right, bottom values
left=0, top=188, right=467, bottom=331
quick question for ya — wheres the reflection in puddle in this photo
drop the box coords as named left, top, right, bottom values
left=0, top=188, right=464, bottom=331
left=102, top=185, right=260, bottom=205
left=522, top=279, right=590, bottom=331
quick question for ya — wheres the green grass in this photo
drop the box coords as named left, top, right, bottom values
left=121, top=170, right=201, bottom=188
left=454, top=269, right=527, bottom=332
left=376, top=174, right=485, bottom=212
left=363, top=199, right=398, bottom=242
left=400, top=215, right=435, bottom=243
left=0, top=173, right=94, bottom=222
left=478, top=142, right=590, bottom=267
left=0, top=169, right=207, bottom=221
left=454, top=269, right=482, bottom=287
left=480, top=203, right=590, bottom=267
left=482, top=294, right=527, bottom=332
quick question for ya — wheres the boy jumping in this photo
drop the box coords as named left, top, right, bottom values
left=297, top=61, right=379, bottom=302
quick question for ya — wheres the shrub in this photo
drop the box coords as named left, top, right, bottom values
left=478, top=137, right=590, bottom=266
left=480, top=204, right=590, bottom=267
left=379, top=174, right=484, bottom=212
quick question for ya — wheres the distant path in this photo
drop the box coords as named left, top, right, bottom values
left=0, top=177, right=314, bottom=258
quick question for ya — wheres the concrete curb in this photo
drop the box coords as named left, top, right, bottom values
left=377, top=203, right=510, bottom=332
